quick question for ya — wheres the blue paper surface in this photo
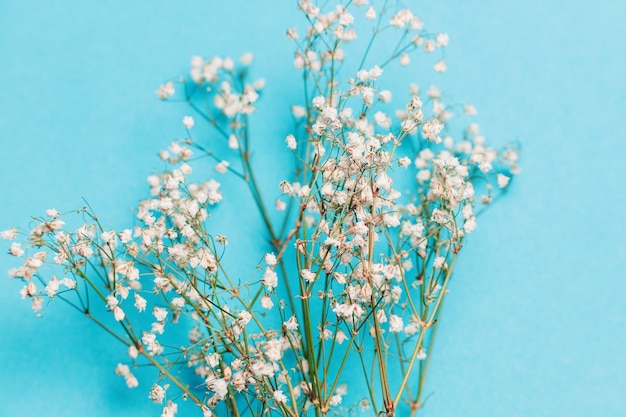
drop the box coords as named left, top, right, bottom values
left=1, top=1, right=625, bottom=416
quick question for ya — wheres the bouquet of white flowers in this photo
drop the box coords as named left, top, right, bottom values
left=3, top=1, right=519, bottom=416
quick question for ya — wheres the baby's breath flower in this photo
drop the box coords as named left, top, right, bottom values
left=182, top=116, right=194, bottom=129
left=400, top=53, right=410, bottom=66
left=1, top=228, right=17, bottom=240
left=156, top=81, right=175, bottom=100
left=497, top=173, right=511, bottom=188
left=285, top=134, right=297, bottom=150
left=149, top=384, right=168, bottom=404
left=273, top=390, right=288, bottom=403
left=215, top=161, right=229, bottom=174
left=433, top=59, right=447, bottom=73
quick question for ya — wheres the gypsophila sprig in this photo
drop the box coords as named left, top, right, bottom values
left=4, top=1, right=519, bottom=417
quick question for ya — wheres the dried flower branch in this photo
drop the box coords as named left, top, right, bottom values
left=3, top=1, right=519, bottom=417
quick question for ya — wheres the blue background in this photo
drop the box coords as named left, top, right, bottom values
left=1, top=1, right=625, bottom=416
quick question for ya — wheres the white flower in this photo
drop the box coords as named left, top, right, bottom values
left=365, top=6, right=376, bottom=20
left=264, top=339, right=283, bottom=362
left=156, top=81, right=175, bottom=99
left=153, top=306, right=168, bottom=322
left=273, top=390, right=288, bottom=403
left=389, top=315, right=404, bottom=332
left=149, top=384, right=168, bottom=404
left=228, top=134, right=239, bottom=149
left=379, top=90, right=392, bottom=103
left=300, top=269, right=316, bottom=283
left=417, top=348, right=427, bottom=360
left=238, top=310, right=252, bottom=326
left=240, top=52, right=254, bottom=66
left=312, top=96, right=326, bottom=109
left=284, top=316, right=298, bottom=331
left=400, top=53, right=410, bottom=66
left=46, top=208, right=60, bottom=218
left=215, top=160, right=229, bottom=174
left=1, top=228, right=17, bottom=240
left=464, top=104, right=478, bottom=115
left=291, top=105, right=306, bottom=118
left=261, top=295, right=274, bottom=309
left=398, top=156, right=411, bottom=168
left=374, top=111, right=391, bottom=129
left=9, top=242, right=24, bottom=257
left=497, top=173, right=511, bottom=188
left=113, top=306, right=125, bottom=322
left=128, top=345, right=138, bottom=359
left=182, top=116, right=194, bottom=129
left=275, top=199, right=286, bottom=211
left=134, top=293, right=147, bottom=312
left=262, top=268, right=278, bottom=290
left=433, top=60, right=447, bottom=73
left=286, top=134, right=297, bottom=150
left=264, top=252, right=277, bottom=266
left=422, top=119, right=444, bottom=142
left=436, top=33, right=449, bottom=47
left=433, top=256, right=446, bottom=269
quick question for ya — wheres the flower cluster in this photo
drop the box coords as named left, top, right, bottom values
left=3, top=1, right=518, bottom=417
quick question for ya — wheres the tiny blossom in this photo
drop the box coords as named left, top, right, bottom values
left=238, top=310, right=252, bottom=326
left=433, top=60, right=447, bottom=73
left=240, top=52, right=254, bottom=66
left=264, top=252, right=277, bottom=266
left=9, top=242, right=24, bottom=257
left=113, top=306, right=125, bottom=322
left=1, top=228, right=17, bottom=240
left=329, top=395, right=342, bottom=406
left=215, top=161, right=229, bottom=173
left=398, top=156, right=411, bottom=168
left=46, top=208, right=60, bottom=218
left=286, top=134, right=297, bottom=150
left=400, top=53, right=410, bottom=66
left=379, top=90, right=392, bottom=103
left=433, top=256, right=446, bottom=269
left=464, top=104, right=478, bottom=115
left=336, top=330, right=348, bottom=344
left=149, top=384, right=168, bottom=404
left=389, top=315, right=404, bottom=332
left=312, top=96, right=326, bottom=109
left=161, top=401, right=177, bottom=417
left=275, top=199, right=286, bottom=211
left=134, top=293, right=147, bottom=312
left=422, top=119, right=444, bottom=142
left=228, top=134, right=239, bottom=149
left=262, top=268, right=278, bottom=290
left=365, top=6, right=376, bottom=20
left=156, top=81, right=175, bottom=99
left=261, top=295, right=274, bottom=309
left=182, top=116, right=194, bottom=129
left=291, top=105, right=306, bottom=118
left=286, top=27, right=298, bottom=39
left=284, top=316, right=298, bottom=331
left=497, top=173, right=511, bottom=188
left=300, top=269, right=316, bottom=283
left=417, top=348, right=427, bottom=360
left=128, top=345, right=138, bottom=359
left=273, top=390, right=288, bottom=403
left=436, top=33, right=449, bottom=47
left=153, top=306, right=168, bottom=322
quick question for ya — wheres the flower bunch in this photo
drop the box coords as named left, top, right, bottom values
left=3, top=1, right=519, bottom=416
